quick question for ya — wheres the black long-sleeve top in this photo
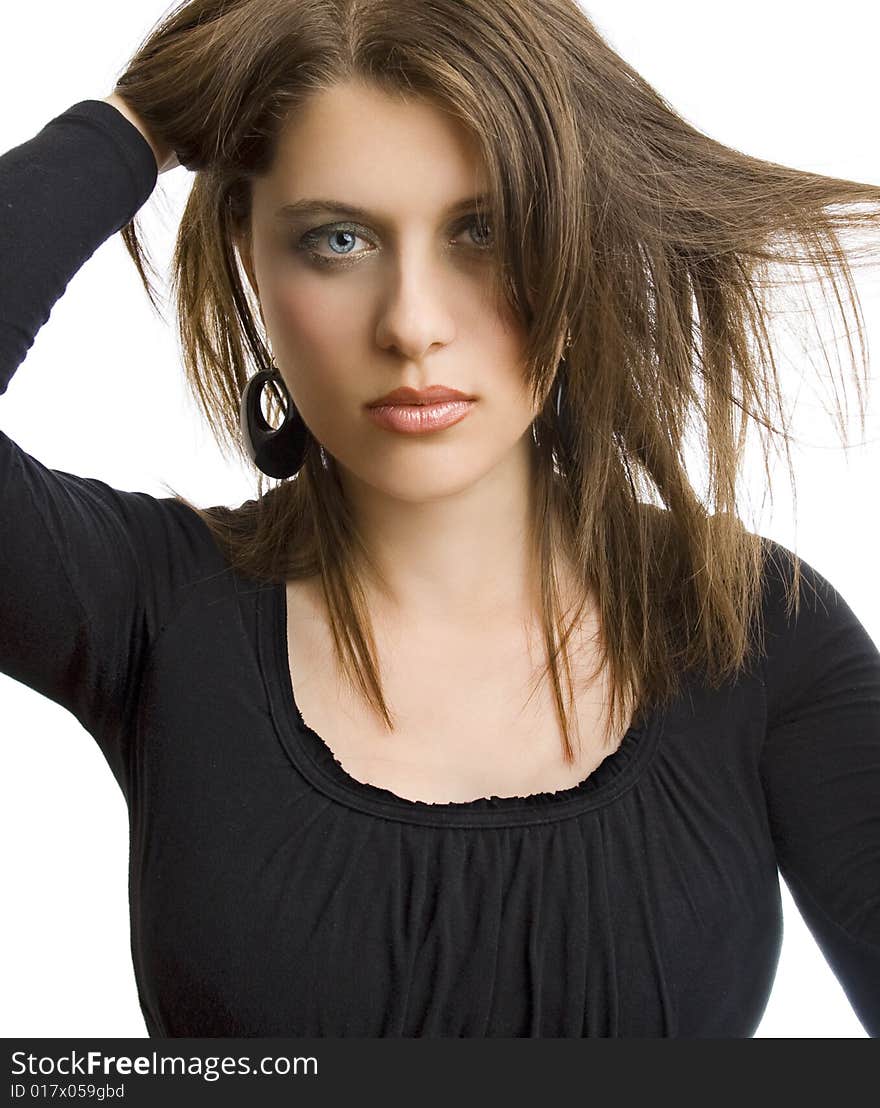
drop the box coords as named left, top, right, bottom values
left=1, top=99, right=879, bottom=1038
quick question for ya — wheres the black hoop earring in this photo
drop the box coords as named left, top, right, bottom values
left=239, top=361, right=309, bottom=479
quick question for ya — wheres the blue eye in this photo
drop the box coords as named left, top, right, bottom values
left=295, top=214, right=494, bottom=267
left=305, top=223, right=363, bottom=258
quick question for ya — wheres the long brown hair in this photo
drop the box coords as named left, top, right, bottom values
left=111, top=0, right=880, bottom=762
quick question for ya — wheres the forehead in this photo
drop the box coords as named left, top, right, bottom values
left=256, top=80, right=488, bottom=216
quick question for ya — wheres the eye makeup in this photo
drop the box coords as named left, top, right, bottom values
left=293, top=213, right=494, bottom=269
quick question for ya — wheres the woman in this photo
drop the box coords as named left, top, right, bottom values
left=1, top=0, right=878, bottom=1037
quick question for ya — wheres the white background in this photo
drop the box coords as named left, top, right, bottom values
left=1, top=1, right=878, bottom=1037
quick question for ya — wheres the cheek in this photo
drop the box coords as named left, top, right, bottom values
left=483, top=322, right=536, bottom=418
left=258, top=283, right=378, bottom=462
left=266, top=283, right=359, bottom=362
left=262, top=283, right=365, bottom=415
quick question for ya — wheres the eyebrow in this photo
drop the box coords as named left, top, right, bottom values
left=273, top=193, right=491, bottom=225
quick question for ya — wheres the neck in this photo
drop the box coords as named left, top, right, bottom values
left=336, top=432, right=545, bottom=629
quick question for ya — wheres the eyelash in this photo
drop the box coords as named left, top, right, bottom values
left=295, top=214, right=494, bottom=268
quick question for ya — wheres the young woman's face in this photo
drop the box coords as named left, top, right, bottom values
left=238, top=79, right=538, bottom=501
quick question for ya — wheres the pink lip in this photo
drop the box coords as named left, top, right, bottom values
left=365, top=398, right=476, bottom=434
left=367, top=384, right=475, bottom=407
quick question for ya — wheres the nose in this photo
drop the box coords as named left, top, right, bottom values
left=374, top=244, right=457, bottom=361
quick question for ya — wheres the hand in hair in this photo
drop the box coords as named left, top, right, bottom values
left=102, top=91, right=180, bottom=175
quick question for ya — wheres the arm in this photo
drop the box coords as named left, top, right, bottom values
left=758, top=538, right=880, bottom=1036
left=0, top=100, right=215, bottom=792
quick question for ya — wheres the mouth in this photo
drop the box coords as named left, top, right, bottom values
left=364, top=397, right=477, bottom=435
left=366, top=384, right=476, bottom=407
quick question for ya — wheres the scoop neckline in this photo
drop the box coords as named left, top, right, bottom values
left=259, top=579, right=663, bottom=827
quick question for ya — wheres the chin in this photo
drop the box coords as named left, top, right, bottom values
left=358, top=454, right=499, bottom=502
